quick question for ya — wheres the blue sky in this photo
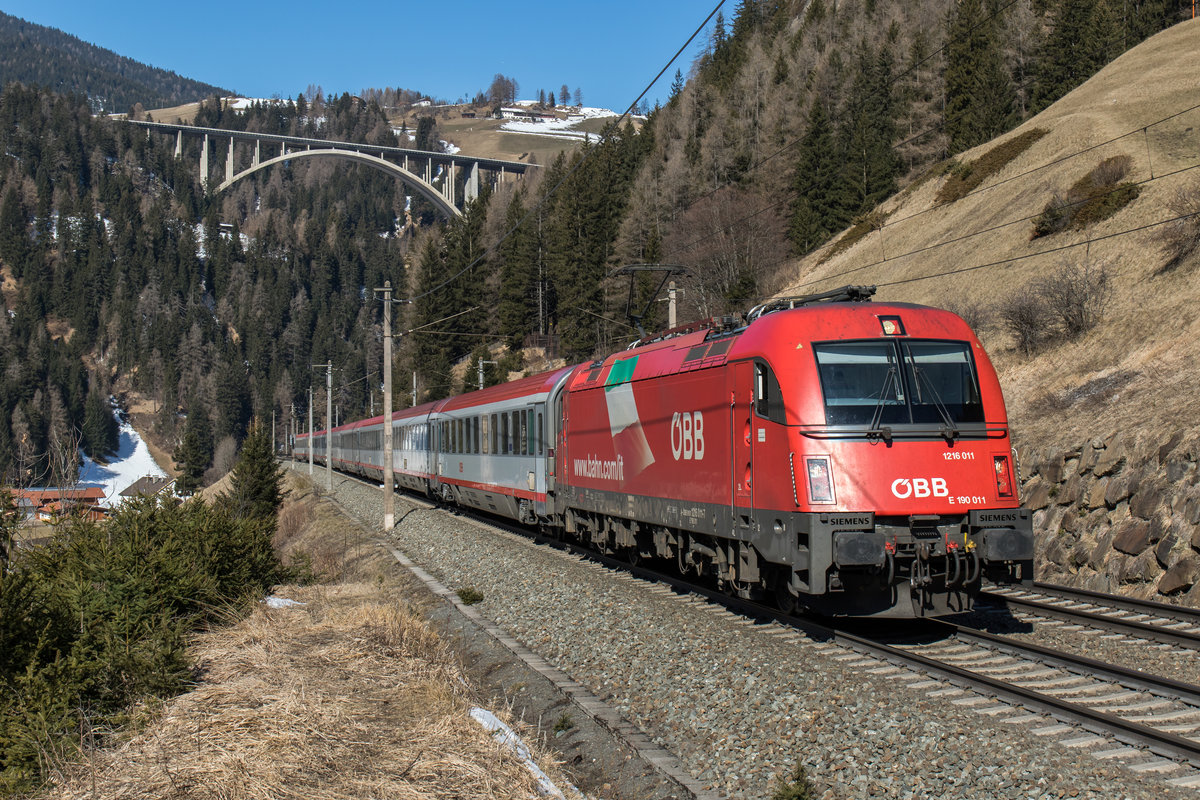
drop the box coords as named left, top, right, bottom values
left=3, top=1, right=722, bottom=110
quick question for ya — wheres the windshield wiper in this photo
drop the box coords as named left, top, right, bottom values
left=867, top=367, right=897, bottom=444
left=912, top=366, right=959, bottom=442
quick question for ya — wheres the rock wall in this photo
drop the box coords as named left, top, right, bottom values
left=1018, top=429, right=1200, bottom=602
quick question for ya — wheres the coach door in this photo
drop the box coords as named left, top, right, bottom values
left=731, top=360, right=754, bottom=530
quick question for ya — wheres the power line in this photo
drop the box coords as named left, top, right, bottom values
left=401, top=0, right=730, bottom=305
left=792, top=156, right=1200, bottom=293
left=877, top=208, right=1197, bottom=289
left=664, top=0, right=1024, bottom=222
left=670, top=96, right=1200, bottom=294
left=660, top=69, right=1046, bottom=264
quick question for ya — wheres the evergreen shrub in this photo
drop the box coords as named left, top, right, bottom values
left=0, top=494, right=284, bottom=792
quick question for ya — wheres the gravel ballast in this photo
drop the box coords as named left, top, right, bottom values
left=315, top=467, right=1200, bottom=799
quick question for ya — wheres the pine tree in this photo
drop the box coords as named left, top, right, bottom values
left=174, top=408, right=213, bottom=496
left=222, top=419, right=284, bottom=522
left=838, top=42, right=901, bottom=216
left=497, top=188, right=536, bottom=348
left=0, top=185, right=29, bottom=278
left=944, top=0, right=1017, bottom=153
left=1033, top=0, right=1120, bottom=113
left=81, top=385, right=118, bottom=461
left=789, top=101, right=848, bottom=255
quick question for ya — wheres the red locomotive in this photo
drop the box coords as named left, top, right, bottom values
left=295, top=286, right=1032, bottom=617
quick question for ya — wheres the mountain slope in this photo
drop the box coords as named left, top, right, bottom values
left=0, top=11, right=230, bottom=112
left=778, top=18, right=1200, bottom=453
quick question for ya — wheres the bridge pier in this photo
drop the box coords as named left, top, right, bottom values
left=200, top=134, right=210, bottom=189
left=466, top=162, right=479, bottom=203
left=226, top=138, right=235, bottom=184
left=175, top=131, right=183, bottom=158
left=253, top=140, right=261, bottom=168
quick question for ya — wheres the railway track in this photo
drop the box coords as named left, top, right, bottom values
left=304, top=464, right=1200, bottom=791
left=980, top=582, right=1200, bottom=649
left=509, top=533, right=1200, bottom=784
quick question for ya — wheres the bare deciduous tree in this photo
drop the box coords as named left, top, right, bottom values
left=1160, top=182, right=1200, bottom=272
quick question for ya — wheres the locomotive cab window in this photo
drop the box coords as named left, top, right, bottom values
left=753, top=362, right=786, bottom=423
left=813, top=340, right=983, bottom=427
left=901, top=341, right=983, bottom=424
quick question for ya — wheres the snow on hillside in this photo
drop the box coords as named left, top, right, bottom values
left=500, top=106, right=621, bottom=141
left=78, top=414, right=169, bottom=507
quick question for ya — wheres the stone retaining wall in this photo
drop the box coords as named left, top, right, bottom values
left=1017, top=429, right=1200, bottom=602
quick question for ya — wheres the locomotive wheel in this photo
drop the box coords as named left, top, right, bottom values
left=774, top=582, right=799, bottom=616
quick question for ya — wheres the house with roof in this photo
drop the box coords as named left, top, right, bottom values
left=15, top=486, right=107, bottom=522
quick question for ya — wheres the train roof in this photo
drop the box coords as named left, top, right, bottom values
left=437, top=364, right=577, bottom=412
left=567, top=299, right=977, bottom=392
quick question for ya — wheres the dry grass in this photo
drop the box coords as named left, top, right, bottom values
left=39, top=473, right=578, bottom=800
left=778, top=18, right=1200, bottom=451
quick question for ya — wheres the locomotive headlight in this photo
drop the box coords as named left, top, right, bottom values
left=994, top=455, right=1014, bottom=498
left=806, top=456, right=836, bottom=504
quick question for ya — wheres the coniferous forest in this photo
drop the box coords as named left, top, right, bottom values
left=0, top=0, right=1188, bottom=489
left=0, top=0, right=1191, bottom=792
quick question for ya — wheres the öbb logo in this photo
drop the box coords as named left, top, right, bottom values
left=891, top=477, right=949, bottom=499
left=670, top=411, right=705, bottom=461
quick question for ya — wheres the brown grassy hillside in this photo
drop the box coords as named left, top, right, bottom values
left=779, top=19, right=1200, bottom=453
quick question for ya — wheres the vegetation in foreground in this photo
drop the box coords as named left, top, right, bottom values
left=0, top=423, right=284, bottom=794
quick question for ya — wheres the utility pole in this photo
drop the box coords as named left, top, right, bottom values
left=308, top=388, right=313, bottom=475
left=324, top=361, right=332, bottom=491
left=376, top=281, right=395, bottom=531
left=477, top=356, right=498, bottom=390
left=668, top=280, right=678, bottom=329
left=311, top=362, right=332, bottom=490
left=412, top=372, right=417, bottom=408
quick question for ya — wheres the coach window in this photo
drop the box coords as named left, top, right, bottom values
left=473, top=417, right=480, bottom=454
left=537, top=411, right=543, bottom=455
left=499, top=413, right=508, bottom=454
left=509, top=411, right=518, bottom=454
left=525, top=409, right=533, bottom=455
left=491, top=414, right=498, bottom=454
left=481, top=415, right=489, bottom=454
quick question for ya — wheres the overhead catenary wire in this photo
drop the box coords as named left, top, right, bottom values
left=662, top=0, right=1025, bottom=228
left=401, top=0, right=731, bottom=305
left=661, top=72, right=1043, bottom=262
left=792, top=157, right=1200, bottom=291
left=669, top=94, right=1200, bottom=302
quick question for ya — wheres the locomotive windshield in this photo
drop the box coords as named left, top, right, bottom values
left=813, top=340, right=984, bottom=428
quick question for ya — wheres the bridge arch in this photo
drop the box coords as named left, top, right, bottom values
left=215, top=148, right=462, bottom=219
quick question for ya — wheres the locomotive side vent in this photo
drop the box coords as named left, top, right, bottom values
left=747, top=284, right=876, bottom=322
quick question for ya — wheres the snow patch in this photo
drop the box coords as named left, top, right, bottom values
left=468, top=707, right=576, bottom=799
left=264, top=596, right=307, bottom=609
left=499, top=106, right=621, bottom=141
left=77, top=411, right=169, bottom=508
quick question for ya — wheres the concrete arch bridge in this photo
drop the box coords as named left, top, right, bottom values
left=123, top=119, right=535, bottom=220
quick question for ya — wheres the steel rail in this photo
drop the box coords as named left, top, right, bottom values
left=1031, top=581, right=1200, bottom=625
left=299, top=461, right=1200, bottom=769
left=979, top=588, right=1200, bottom=649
